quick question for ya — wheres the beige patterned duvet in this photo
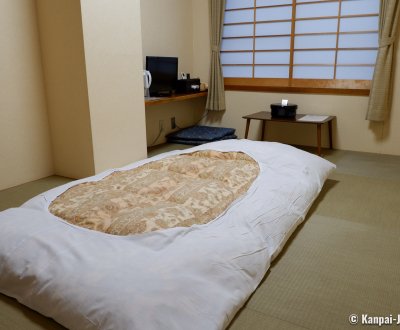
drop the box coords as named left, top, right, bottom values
left=49, top=150, right=259, bottom=235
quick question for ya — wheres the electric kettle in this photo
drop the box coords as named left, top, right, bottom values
left=143, top=70, right=152, bottom=98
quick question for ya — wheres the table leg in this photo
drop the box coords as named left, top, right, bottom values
left=317, top=123, right=322, bottom=156
left=244, top=119, right=250, bottom=139
left=261, top=121, right=266, bottom=141
left=328, top=120, right=333, bottom=149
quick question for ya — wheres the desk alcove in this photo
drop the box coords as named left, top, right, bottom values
left=144, top=91, right=208, bottom=148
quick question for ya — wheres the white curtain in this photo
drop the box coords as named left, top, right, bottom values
left=206, top=0, right=226, bottom=111
left=366, top=0, right=400, bottom=122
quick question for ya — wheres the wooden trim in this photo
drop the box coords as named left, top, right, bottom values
left=222, top=63, right=375, bottom=67
left=221, top=50, right=254, bottom=53
left=224, top=13, right=378, bottom=27
left=221, top=47, right=378, bottom=53
left=223, top=64, right=286, bottom=66
left=225, top=34, right=291, bottom=40
left=224, top=78, right=370, bottom=96
left=289, top=0, right=296, bottom=79
left=144, top=92, right=207, bottom=107
left=334, top=0, right=343, bottom=79
left=222, top=30, right=379, bottom=40
left=225, top=0, right=348, bottom=12
left=295, top=64, right=375, bottom=67
left=252, top=0, right=256, bottom=78
left=226, top=3, right=291, bottom=12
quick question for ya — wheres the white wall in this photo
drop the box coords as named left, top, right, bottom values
left=1, top=0, right=149, bottom=190
left=140, top=0, right=194, bottom=74
left=0, top=0, right=53, bottom=190
left=36, top=0, right=95, bottom=179
left=192, top=0, right=211, bottom=87
left=39, top=0, right=147, bottom=177
left=81, top=0, right=147, bottom=172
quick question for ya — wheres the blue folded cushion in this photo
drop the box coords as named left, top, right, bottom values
left=167, top=134, right=237, bottom=146
left=166, top=125, right=236, bottom=142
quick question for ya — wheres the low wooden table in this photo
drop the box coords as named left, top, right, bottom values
left=242, top=111, right=336, bottom=156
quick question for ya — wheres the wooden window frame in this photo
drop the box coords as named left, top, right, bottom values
left=222, top=0, right=379, bottom=96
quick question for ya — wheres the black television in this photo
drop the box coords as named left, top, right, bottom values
left=146, top=56, right=178, bottom=96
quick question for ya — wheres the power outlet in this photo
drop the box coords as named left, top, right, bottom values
left=159, top=119, right=164, bottom=132
left=171, top=117, right=176, bottom=129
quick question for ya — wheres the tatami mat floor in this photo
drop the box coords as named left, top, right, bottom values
left=0, top=143, right=399, bottom=330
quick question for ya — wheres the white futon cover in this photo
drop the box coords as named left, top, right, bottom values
left=0, top=140, right=335, bottom=330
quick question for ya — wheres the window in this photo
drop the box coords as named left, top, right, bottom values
left=221, top=0, right=380, bottom=95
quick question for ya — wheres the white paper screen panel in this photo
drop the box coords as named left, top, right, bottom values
left=341, top=0, right=380, bottom=16
left=296, top=0, right=329, bottom=2
left=223, top=24, right=253, bottom=38
left=255, top=52, right=290, bottom=65
left=226, top=0, right=253, bottom=10
left=339, top=33, right=379, bottom=48
left=296, top=2, right=340, bottom=19
left=337, top=50, right=378, bottom=65
left=336, top=67, right=374, bottom=80
left=340, top=16, right=379, bottom=32
left=255, top=66, right=289, bottom=78
left=256, top=22, right=291, bottom=36
left=295, top=19, right=338, bottom=34
left=256, top=37, right=291, bottom=50
left=224, top=9, right=253, bottom=24
left=221, top=53, right=253, bottom=65
left=256, top=6, right=292, bottom=21
left=295, top=35, right=337, bottom=49
left=257, top=0, right=291, bottom=6
left=223, top=66, right=252, bottom=78
left=221, top=38, right=253, bottom=51
left=293, top=66, right=334, bottom=79
left=294, top=51, right=336, bottom=65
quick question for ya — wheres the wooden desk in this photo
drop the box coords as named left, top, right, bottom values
left=242, top=111, right=336, bottom=156
left=145, top=91, right=207, bottom=107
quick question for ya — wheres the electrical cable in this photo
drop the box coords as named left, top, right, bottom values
left=148, top=127, right=163, bottom=147
left=149, top=110, right=209, bottom=147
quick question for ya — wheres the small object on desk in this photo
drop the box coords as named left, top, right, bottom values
left=179, top=73, right=191, bottom=80
left=270, top=102, right=297, bottom=118
left=297, top=115, right=330, bottom=122
left=143, top=70, right=152, bottom=98
left=176, top=78, right=201, bottom=93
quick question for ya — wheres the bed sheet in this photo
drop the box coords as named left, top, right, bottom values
left=0, top=140, right=335, bottom=330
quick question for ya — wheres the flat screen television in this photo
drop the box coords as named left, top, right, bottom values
left=146, top=56, right=178, bottom=96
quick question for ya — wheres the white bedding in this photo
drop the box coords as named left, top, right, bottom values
left=0, top=140, right=335, bottom=329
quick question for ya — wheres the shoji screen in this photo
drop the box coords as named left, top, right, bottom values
left=221, top=0, right=379, bottom=87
